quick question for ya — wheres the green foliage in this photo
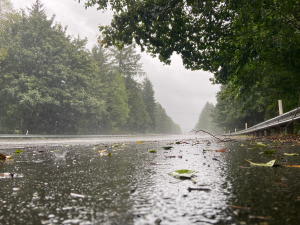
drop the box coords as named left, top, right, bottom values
left=124, top=76, right=151, bottom=133
left=83, top=0, right=300, bottom=130
left=0, top=0, right=181, bottom=135
left=0, top=1, right=105, bottom=134
left=194, top=102, right=220, bottom=134
left=91, top=44, right=129, bottom=133
left=155, top=103, right=182, bottom=134
left=142, top=77, right=156, bottom=133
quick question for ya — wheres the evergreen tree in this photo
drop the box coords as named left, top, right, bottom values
left=142, top=77, right=156, bottom=133
left=91, top=43, right=129, bottom=134
left=108, top=44, right=145, bottom=77
left=124, top=76, right=150, bottom=133
left=0, top=0, right=105, bottom=134
left=155, top=102, right=182, bottom=134
left=194, top=102, right=220, bottom=134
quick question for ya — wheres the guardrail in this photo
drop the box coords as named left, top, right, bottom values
left=222, top=107, right=300, bottom=136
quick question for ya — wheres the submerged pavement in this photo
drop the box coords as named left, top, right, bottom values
left=1, top=135, right=300, bottom=224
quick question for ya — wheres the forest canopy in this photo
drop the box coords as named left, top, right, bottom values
left=0, top=0, right=182, bottom=135
left=82, top=0, right=300, bottom=133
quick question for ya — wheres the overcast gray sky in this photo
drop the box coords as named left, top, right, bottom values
left=10, top=0, right=220, bottom=133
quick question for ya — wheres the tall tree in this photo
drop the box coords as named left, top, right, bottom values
left=108, top=44, right=145, bottom=77
left=155, top=102, right=182, bottom=134
left=92, top=43, right=129, bottom=133
left=124, top=76, right=150, bottom=133
left=142, top=77, right=156, bottom=133
left=0, top=0, right=105, bottom=134
left=194, top=102, right=221, bottom=134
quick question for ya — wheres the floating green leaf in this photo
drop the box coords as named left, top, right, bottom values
left=14, top=149, right=22, bottom=153
left=148, top=149, right=156, bottom=153
left=284, top=153, right=299, bottom=156
left=244, top=156, right=279, bottom=167
left=108, top=153, right=112, bottom=157
left=240, top=144, right=244, bottom=147
left=175, top=141, right=181, bottom=144
left=162, top=146, right=172, bottom=150
left=256, top=142, right=266, bottom=147
left=169, top=169, right=197, bottom=179
left=261, top=150, right=275, bottom=154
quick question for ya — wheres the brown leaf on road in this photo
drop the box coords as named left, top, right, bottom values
left=215, top=148, right=226, bottom=152
left=229, top=205, right=251, bottom=210
left=279, top=165, right=300, bottom=168
left=0, top=153, right=6, bottom=160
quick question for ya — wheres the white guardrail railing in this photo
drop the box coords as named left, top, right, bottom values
left=222, top=107, right=300, bottom=136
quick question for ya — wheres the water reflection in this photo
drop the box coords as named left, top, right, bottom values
left=130, top=138, right=232, bottom=224
left=3, top=136, right=300, bottom=224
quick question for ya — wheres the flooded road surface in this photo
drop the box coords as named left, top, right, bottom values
left=1, top=135, right=300, bottom=224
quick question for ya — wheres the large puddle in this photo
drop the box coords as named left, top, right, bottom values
left=1, top=136, right=300, bottom=224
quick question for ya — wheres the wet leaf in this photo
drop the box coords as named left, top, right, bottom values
left=0, top=153, right=6, bottom=159
left=136, top=141, right=143, bottom=144
left=14, top=149, right=22, bottom=153
left=240, top=144, right=244, bottom=147
left=261, top=150, right=275, bottom=154
left=175, top=141, right=181, bottom=144
left=6, top=155, right=13, bottom=159
left=98, top=149, right=107, bottom=153
left=279, top=165, right=300, bottom=168
left=108, top=153, right=112, bottom=157
left=148, top=149, right=156, bottom=153
left=284, top=153, right=299, bottom=156
left=215, top=148, right=226, bottom=152
left=229, top=205, right=251, bottom=210
left=244, top=156, right=279, bottom=167
left=162, top=146, right=172, bottom=150
left=169, top=169, right=197, bottom=179
left=256, top=142, right=266, bottom=147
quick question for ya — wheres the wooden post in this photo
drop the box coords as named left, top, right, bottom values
left=278, top=100, right=283, bottom=115
left=235, top=128, right=236, bottom=132
left=245, top=123, right=247, bottom=129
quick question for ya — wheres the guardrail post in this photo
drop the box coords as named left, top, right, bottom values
left=278, top=100, right=283, bottom=115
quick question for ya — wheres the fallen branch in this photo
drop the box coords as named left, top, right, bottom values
left=192, top=129, right=234, bottom=142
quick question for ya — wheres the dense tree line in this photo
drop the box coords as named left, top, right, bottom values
left=0, top=0, right=182, bottom=135
left=194, top=102, right=221, bottom=134
left=83, top=0, right=300, bottom=132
